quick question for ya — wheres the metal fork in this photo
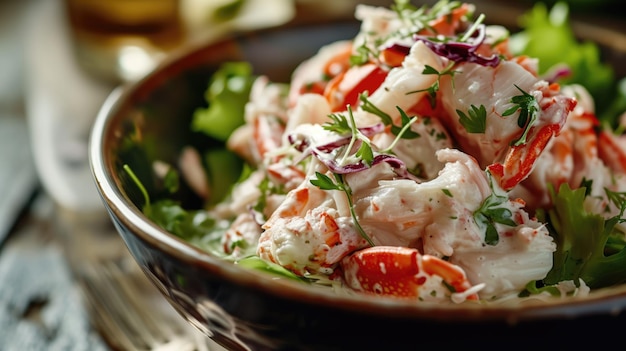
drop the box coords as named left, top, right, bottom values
left=77, top=257, right=224, bottom=351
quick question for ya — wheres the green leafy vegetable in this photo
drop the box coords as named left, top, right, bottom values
left=212, top=0, right=246, bottom=21
left=350, top=43, right=376, bottom=66
left=162, top=167, right=180, bottom=194
left=520, top=280, right=561, bottom=297
left=392, top=0, right=464, bottom=32
left=123, top=164, right=223, bottom=241
left=204, top=148, right=244, bottom=206
left=250, top=172, right=286, bottom=220
left=151, top=200, right=221, bottom=241
left=540, top=183, right=626, bottom=289
left=191, top=62, right=255, bottom=141
left=236, top=256, right=305, bottom=281
left=510, top=1, right=616, bottom=124
left=324, top=102, right=419, bottom=168
left=323, top=112, right=353, bottom=135
left=350, top=0, right=464, bottom=65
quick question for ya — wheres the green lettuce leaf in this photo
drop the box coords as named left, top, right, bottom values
left=510, top=2, right=617, bottom=123
left=192, top=61, right=255, bottom=141
left=540, top=183, right=626, bottom=289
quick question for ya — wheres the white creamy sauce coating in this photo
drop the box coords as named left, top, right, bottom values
left=213, top=2, right=616, bottom=302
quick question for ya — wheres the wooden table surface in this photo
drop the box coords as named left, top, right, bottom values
left=0, top=0, right=108, bottom=348
left=0, top=191, right=112, bottom=351
left=0, top=1, right=184, bottom=349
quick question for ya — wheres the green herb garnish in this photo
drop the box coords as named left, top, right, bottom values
left=359, top=94, right=420, bottom=139
left=457, top=104, right=487, bottom=133
left=409, top=63, right=458, bottom=108
left=502, top=84, right=540, bottom=146
left=473, top=173, right=518, bottom=245
left=310, top=172, right=375, bottom=247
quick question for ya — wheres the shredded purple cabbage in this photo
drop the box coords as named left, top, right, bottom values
left=288, top=124, right=420, bottom=181
left=385, top=24, right=500, bottom=68
left=383, top=43, right=411, bottom=58
left=415, top=24, right=500, bottom=67
left=541, top=63, right=572, bottom=84
left=288, top=123, right=385, bottom=153
left=318, top=152, right=418, bottom=182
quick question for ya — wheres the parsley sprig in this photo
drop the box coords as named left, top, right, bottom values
left=473, top=173, right=518, bottom=245
left=536, top=183, right=626, bottom=290
left=502, top=85, right=540, bottom=146
left=310, top=172, right=376, bottom=247
left=457, top=104, right=487, bottom=133
left=359, top=94, right=420, bottom=140
left=408, top=62, right=458, bottom=108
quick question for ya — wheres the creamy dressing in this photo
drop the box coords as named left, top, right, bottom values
left=203, top=1, right=625, bottom=303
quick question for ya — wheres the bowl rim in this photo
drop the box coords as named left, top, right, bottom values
left=89, top=13, right=626, bottom=323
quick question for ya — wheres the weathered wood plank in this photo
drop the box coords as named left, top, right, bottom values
left=0, top=115, right=39, bottom=246
left=0, top=212, right=109, bottom=351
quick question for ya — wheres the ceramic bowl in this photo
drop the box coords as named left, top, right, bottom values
left=90, top=3, right=626, bottom=350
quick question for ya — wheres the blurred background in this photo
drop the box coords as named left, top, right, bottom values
left=0, top=0, right=622, bottom=349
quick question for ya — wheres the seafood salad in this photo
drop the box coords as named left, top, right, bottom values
left=143, top=0, right=626, bottom=304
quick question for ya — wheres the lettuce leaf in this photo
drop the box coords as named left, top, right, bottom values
left=510, top=2, right=617, bottom=124
left=540, top=183, right=626, bottom=289
left=192, top=61, right=255, bottom=141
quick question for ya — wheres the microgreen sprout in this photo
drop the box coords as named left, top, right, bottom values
left=326, top=106, right=375, bottom=167
left=124, top=164, right=152, bottom=216
left=392, top=0, right=463, bottom=31
left=323, top=100, right=419, bottom=166
left=459, top=13, right=485, bottom=42
left=350, top=43, right=377, bottom=66
left=407, top=62, right=458, bottom=108
left=310, top=172, right=376, bottom=247
left=359, top=94, right=420, bottom=140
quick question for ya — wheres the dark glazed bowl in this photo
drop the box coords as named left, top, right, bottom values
left=90, top=5, right=626, bottom=351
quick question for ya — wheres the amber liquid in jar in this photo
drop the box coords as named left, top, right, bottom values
left=65, top=0, right=184, bottom=82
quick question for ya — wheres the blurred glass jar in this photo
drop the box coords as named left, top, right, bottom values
left=64, top=0, right=184, bottom=83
